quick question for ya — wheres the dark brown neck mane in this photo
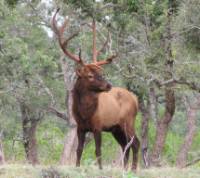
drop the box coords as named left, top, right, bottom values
left=72, top=78, right=98, bottom=129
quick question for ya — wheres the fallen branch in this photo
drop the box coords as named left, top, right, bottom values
left=186, top=157, right=200, bottom=167
left=120, top=136, right=134, bottom=167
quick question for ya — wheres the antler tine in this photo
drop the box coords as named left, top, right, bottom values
left=94, top=54, right=117, bottom=66
left=91, top=19, right=116, bottom=67
left=52, top=8, right=60, bottom=35
left=52, top=8, right=83, bottom=64
left=92, top=19, right=97, bottom=63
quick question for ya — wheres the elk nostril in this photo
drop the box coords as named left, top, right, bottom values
left=107, top=83, right=112, bottom=90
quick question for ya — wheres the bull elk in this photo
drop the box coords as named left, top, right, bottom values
left=52, top=9, right=140, bottom=170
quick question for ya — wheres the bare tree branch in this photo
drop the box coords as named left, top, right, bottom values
left=48, top=106, right=69, bottom=123
left=151, top=76, right=200, bottom=93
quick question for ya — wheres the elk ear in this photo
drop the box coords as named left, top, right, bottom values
left=76, top=68, right=82, bottom=77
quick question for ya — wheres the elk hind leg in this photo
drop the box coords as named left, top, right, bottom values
left=125, top=124, right=140, bottom=171
left=131, top=135, right=140, bottom=170
left=112, top=126, right=130, bottom=168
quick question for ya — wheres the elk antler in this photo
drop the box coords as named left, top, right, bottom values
left=91, top=18, right=117, bottom=66
left=52, top=8, right=117, bottom=67
left=52, top=8, right=83, bottom=64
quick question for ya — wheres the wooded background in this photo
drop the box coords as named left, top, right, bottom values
left=0, top=0, right=200, bottom=170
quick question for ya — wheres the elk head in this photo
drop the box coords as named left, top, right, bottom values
left=51, top=8, right=117, bottom=92
left=76, top=64, right=112, bottom=92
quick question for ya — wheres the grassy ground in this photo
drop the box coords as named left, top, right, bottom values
left=0, top=164, right=200, bottom=178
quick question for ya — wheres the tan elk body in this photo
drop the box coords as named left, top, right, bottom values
left=92, top=87, right=138, bottom=131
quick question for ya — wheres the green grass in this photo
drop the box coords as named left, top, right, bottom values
left=0, top=164, right=200, bottom=178
left=139, top=167, right=200, bottom=178
left=0, top=164, right=126, bottom=178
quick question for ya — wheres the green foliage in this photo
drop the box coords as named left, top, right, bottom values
left=189, top=131, right=200, bottom=164
left=4, top=139, right=25, bottom=162
left=5, top=0, right=19, bottom=7
left=37, top=118, right=66, bottom=164
left=2, top=115, right=67, bottom=164
left=163, top=132, right=183, bottom=164
left=127, top=0, right=140, bottom=13
left=178, top=0, right=200, bottom=50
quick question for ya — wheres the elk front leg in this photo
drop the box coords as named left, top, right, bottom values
left=94, top=131, right=102, bottom=169
left=76, top=128, right=86, bottom=167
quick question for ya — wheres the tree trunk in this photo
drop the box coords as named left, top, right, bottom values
left=60, top=127, right=77, bottom=164
left=59, top=56, right=78, bottom=165
left=20, top=102, right=39, bottom=165
left=0, top=138, right=5, bottom=165
left=60, top=90, right=78, bottom=165
left=176, top=96, right=200, bottom=168
left=150, top=89, right=175, bottom=165
left=23, top=121, right=39, bottom=165
left=149, top=87, right=158, bottom=123
left=140, top=99, right=150, bottom=167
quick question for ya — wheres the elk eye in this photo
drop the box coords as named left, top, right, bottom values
left=88, top=75, right=93, bottom=79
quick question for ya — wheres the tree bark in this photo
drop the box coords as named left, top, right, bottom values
left=149, top=87, right=158, bottom=123
left=176, top=96, right=200, bottom=168
left=150, top=89, right=175, bottom=165
left=20, top=102, right=40, bottom=165
left=60, top=90, right=78, bottom=165
left=23, top=121, right=39, bottom=165
left=0, top=138, right=5, bottom=165
left=60, top=127, right=77, bottom=164
left=59, top=56, right=78, bottom=165
left=140, top=99, right=150, bottom=167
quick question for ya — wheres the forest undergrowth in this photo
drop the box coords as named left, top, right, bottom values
left=0, top=164, right=200, bottom=178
